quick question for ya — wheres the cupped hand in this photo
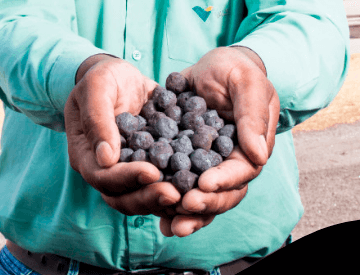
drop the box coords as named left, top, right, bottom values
left=160, top=46, right=280, bottom=237
left=64, top=54, right=181, bottom=217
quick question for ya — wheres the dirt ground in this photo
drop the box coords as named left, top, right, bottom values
left=0, top=54, right=359, bottom=247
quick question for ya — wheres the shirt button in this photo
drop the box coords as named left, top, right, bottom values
left=132, top=50, right=142, bottom=61
left=134, top=216, right=145, bottom=228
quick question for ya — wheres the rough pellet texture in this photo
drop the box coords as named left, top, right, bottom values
left=190, top=149, right=213, bottom=174
left=119, top=148, right=134, bottom=163
left=128, top=131, right=154, bottom=151
left=202, top=110, right=219, bottom=121
left=131, top=149, right=149, bottom=162
left=172, top=170, right=199, bottom=194
left=180, top=112, right=205, bottom=131
left=165, top=105, right=182, bottom=124
left=155, top=90, right=177, bottom=110
left=136, top=115, right=147, bottom=131
left=140, top=100, right=157, bottom=120
left=208, top=150, right=223, bottom=167
left=177, top=91, right=195, bottom=109
left=213, top=136, right=234, bottom=158
left=149, top=141, right=174, bottom=169
left=196, top=125, right=219, bottom=141
left=154, top=117, right=179, bottom=139
left=176, top=129, right=194, bottom=139
left=170, top=152, right=192, bottom=172
left=184, top=96, right=207, bottom=115
left=191, top=131, right=213, bottom=151
left=170, top=135, right=194, bottom=156
left=205, top=116, right=224, bottom=131
left=165, top=72, right=189, bottom=94
left=218, top=124, right=237, bottom=139
left=116, top=112, right=139, bottom=138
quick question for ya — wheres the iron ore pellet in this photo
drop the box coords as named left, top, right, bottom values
left=213, top=136, right=234, bottom=158
left=218, top=124, right=237, bottom=140
left=170, top=152, right=192, bottom=172
left=136, top=115, right=147, bottom=131
left=165, top=105, right=182, bottom=124
left=208, top=150, right=223, bottom=167
left=140, top=100, right=157, bottom=120
left=205, top=116, right=225, bottom=131
left=180, top=112, right=205, bottom=131
left=165, top=72, right=190, bottom=94
left=154, top=117, right=179, bottom=139
left=170, top=135, right=194, bottom=156
left=190, top=149, right=213, bottom=174
left=184, top=96, right=207, bottom=115
left=128, top=131, right=154, bottom=151
left=149, top=141, right=174, bottom=169
left=172, top=170, right=199, bottom=194
left=191, top=131, right=213, bottom=151
left=148, top=112, right=167, bottom=127
left=155, top=90, right=177, bottom=110
left=119, top=148, right=134, bottom=163
left=176, top=129, right=194, bottom=139
left=177, top=91, right=195, bottom=109
left=116, top=112, right=139, bottom=138
left=202, top=110, right=219, bottom=121
left=152, top=86, right=167, bottom=101
left=196, top=125, right=219, bottom=141
left=120, top=135, right=127, bottom=149
left=131, top=149, right=150, bottom=162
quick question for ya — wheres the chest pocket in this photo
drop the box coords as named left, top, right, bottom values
left=165, top=0, right=244, bottom=64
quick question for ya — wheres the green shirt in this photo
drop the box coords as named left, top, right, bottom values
left=0, top=0, right=350, bottom=272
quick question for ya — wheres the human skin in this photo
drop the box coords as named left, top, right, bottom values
left=64, top=46, right=280, bottom=237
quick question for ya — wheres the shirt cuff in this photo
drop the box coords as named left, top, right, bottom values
left=48, top=40, right=108, bottom=113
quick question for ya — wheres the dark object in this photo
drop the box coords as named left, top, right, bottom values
left=170, top=152, right=192, bottom=172
left=127, top=131, right=154, bottom=151
left=155, top=89, right=177, bottom=110
left=140, top=100, right=157, bottom=120
left=191, top=130, right=213, bottom=151
left=148, top=111, right=167, bottom=127
left=119, top=148, right=134, bottom=162
left=131, top=149, right=149, bottom=162
left=165, top=72, right=190, bottom=94
left=205, top=116, right=224, bottom=131
left=177, top=91, right=195, bottom=109
left=172, top=170, right=199, bottom=194
left=208, top=150, right=223, bottom=167
left=120, top=135, right=127, bottom=149
left=152, top=85, right=167, bottom=101
left=170, top=135, right=194, bottom=155
left=202, top=109, right=219, bottom=121
left=136, top=115, right=147, bottom=131
left=154, top=117, right=179, bottom=139
left=190, top=149, right=213, bottom=174
left=184, top=96, right=207, bottom=115
left=196, top=125, right=219, bottom=141
left=180, top=112, right=205, bottom=130
left=219, top=124, right=237, bottom=140
left=176, top=129, right=194, bottom=139
left=165, top=105, right=182, bottom=124
left=116, top=112, right=139, bottom=138
left=213, top=136, right=234, bottom=158
left=148, top=141, right=174, bottom=169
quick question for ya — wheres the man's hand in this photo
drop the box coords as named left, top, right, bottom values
left=64, top=54, right=182, bottom=217
left=159, top=47, right=280, bottom=237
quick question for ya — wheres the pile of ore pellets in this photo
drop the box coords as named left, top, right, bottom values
left=115, top=72, right=237, bottom=195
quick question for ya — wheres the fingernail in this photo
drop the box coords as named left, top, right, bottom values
left=96, top=141, right=113, bottom=167
left=258, top=135, right=268, bottom=164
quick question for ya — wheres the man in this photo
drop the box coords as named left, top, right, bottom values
left=0, top=0, right=349, bottom=274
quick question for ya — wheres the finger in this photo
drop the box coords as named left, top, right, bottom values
left=160, top=217, right=175, bottom=237
left=197, top=146, right=262, bottom=192
left=75, top=72, right=121, bottom=168
left=170, top=215, right=215, bottom=238
left=178, top=185, right=248, bottom=215
left=229, top=70, right=273, bottom=166
left=101, top=181, right=182, bottom=216
left=266, top=89, right=280, bottom=157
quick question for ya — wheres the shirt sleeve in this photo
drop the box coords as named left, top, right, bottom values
left=0, top=1, right=107, bottom=132
left=231, top=0, right=350, bottom=133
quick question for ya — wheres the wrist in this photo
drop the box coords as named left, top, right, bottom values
left=229, top=46, right=267, bottom=76
left=75, top=53, right=121, bottom=84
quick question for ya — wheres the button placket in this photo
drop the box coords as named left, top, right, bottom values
left=132, top=50, right=142, bottom=61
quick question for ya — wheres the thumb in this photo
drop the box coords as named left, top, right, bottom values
left=76, top=75, right=121, bottom=168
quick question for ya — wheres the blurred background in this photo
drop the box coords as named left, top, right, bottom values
left=0, top=0, right=359, bottom=248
